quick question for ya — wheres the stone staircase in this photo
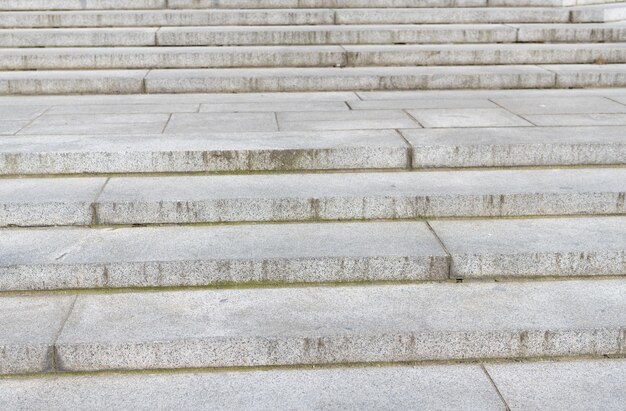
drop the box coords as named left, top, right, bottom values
left=0, top=0, right=626, bottom=93
left=1, top=1, right=626, bottom=409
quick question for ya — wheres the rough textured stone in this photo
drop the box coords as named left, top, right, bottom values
left=0, top=130, right=409, bottom=174
left=0, top=221, right=448, bottom=290
left=0, top=177, right=105, bottom=227
left=0, top=365, right=505, bottom=410
left=403, top=126, right=626, bottom=167
left=54, top=279, right=626, bottom=371
left=0, top=295, right=75, bottom=375
left=94, top=168, right=626, bottom=224
left=487, top=359, right=626, bottom=410
left=430, top=216, right=626, bottom=278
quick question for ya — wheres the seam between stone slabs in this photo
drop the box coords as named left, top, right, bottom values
left=50, top=295, right=78, bottom=373
left=90, top=177, right=110, bottom=226
left=160, top=112, right=173, bottom=134
left=487, top=98, right=540, bottom=126
left=480, top=364, right=512, bottom=411
left=536, top=64, right=560, bottom=88
left=402, top=109, right=425, bottom=129
left=605, top=96, right=626, bottom=107
left=393, top=128, right=414, bottom=169
left=12, top=105, right=53, bottom=135
left=425, top=220, right=453, bottom=279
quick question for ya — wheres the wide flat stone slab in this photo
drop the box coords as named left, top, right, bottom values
left=54, top=279, right=626, bottom=371
left=430, top=216, right=626, bottom=278
left=0, top=130, right=409, bottom=174
left=0, top=177, right=106, bottom=227
left=0, top=364, right=505, bottom=410
left=93, top=168, right=626, bottom=224
left=0, top=295, right=75, bottom=375
left=486, top=359, right=626, bottom=410
left=0, top=221, right=448, bottom=291
left=403, top=126, right=626, bottom=167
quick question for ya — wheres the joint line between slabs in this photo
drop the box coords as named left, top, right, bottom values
left=480, top=364, right=512, bottom=411
left=51, top=295, right=78, bottom=373
left=425, top=220, right=453, bottom=280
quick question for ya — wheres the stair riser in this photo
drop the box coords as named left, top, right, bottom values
left=2, top=47, right=625, bottom=70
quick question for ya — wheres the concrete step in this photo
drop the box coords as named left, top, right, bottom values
left=0, top=65, right=595, bottom=95
left=3, top=279, right=625, bottom=374
left=0, top=221, right=449, bottom=290
left=2, top=168, right=625, bottom=227
left=5, top=24, right=624, bottom=48
left=156, top=24, right=626, bottom=46
left=0, top=130, right=410, bottom=175
left=1, top=0, right=623, bottom=10
left=1, top=126, right=625, bottom=175
left=1, top=360, right=625, bottom=410
left=403, top=126, right=626, bottom=168
left=0, top=9, right=335, bottom=28
left=1, top=216, right=625, bottom=290
left=3, top=44, right=624, bottom=70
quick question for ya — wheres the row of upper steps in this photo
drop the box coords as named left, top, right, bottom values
left=0, top=2, right=624, bottom=93
left=1, top=5, right=625, bottom=27
left=1, top=0, right=625, bottom=10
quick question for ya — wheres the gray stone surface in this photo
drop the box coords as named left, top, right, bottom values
left=0, top=221, right=448, bottom=291
left=491, top=96, right=626, bottom=114
left=522, top=113, right=626, bottom=126
left=403, top=126, right=626, bottom=167
left=0, top=120, right=28, bottom=135
left=0, top=70, right=147, bottom=95
left=407, top=108, right=532, bottom=128
left=487, top=359, right=626, bottom=411
left=546, top=63, right=626, bottom=88
left=430, top=216, right=626, bottom=278
left=348, top=98, right=498, bottom=110
left=157, top=24, right=517, bottom=46
left=277, top=109, right=419, bottom=130
left=0, top=364, right=505, bottom=410
left=18, top=113, right=170, bottom=135
left=0, top=28, right=158, bottom=47
left=0, top=130, right=409, bottom=175
left=164, top=112, right=278, bottom=133
left=94, top=168, right=626, bottom=224
left=0, top=177, right=105, bottom=226
left=0, top=295, right=75, bottom=374
left=144, top=66, right=556, bottom=93
left=55, top=279, right=626, bottom=370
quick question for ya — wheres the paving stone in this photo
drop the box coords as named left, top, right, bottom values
left=407, top=108, right=532, bottom=128
left=93, top=168, right=626, bottom=224
left=0, top=120, right=28, bottom=135
left=0, top=177, right=105, bottom=226
left=18, top=113, right=169, bottom=135
left=54, top=279, right=626, bottom=371
left=277, top=110, right=419, bottom=131
left=0, top=105, right=48, bottom=120
left=0, top=221, right=447, bottom=291
left=486, top=359, right=626, bottom=411
left=0, top=364, right=505, bottom=410
left=46, top=104, right=199, bottom=115
left=348, top=98, right=498, bottom=110
left=0, top=295, right=75, bottom=375
left=402, top=126, right=626, bottom=167
left=164, top=112, right=278, bottom=133
left=0, top=129, right=407, bottom=175
left=0, top=0, right=166, bottom=10
left=199, top=101, right=349, bottom=113
left=490, top=96, right=626, bottom=114
left=523, top=113, right=626, bottom=126
left=515, top=23, right=626, bottom=43
left=430, top=216, right=626, bottom=278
